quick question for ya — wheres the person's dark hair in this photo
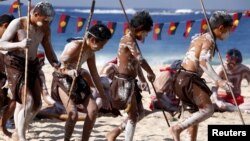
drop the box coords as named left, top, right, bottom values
left=87, top=24, right=112, bottom=41
left=32, top=1, right=55, bottom=17
left=209, top=11, right=233, bottom=29
left=0, top=14, right=15, bottom=26
left=170, top=59, right=182, bottom=71
left=226, top=48, right=242, bottom=64
left=130, top=10, right=153, bottom=32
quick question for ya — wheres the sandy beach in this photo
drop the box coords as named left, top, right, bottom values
left=1, top=64, right=250, bottom=141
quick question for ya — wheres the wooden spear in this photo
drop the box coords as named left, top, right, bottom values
left=118, top=0, right=170, bottom=126
left=199, top=0, right=245, bottom=125
left=23, top=0, right=31, bottom=117
left=67, top=0, right=96, bottom=106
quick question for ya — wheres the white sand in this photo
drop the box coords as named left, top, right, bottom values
left=1, top=64, right=250, bottom=141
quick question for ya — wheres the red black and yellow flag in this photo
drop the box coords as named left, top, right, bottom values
left=183, top=20, right=195, bottom=38
left=244, top=10, right=250, bottom=18
left=91, top=20, right=102, bottom=26
left=123, top=22, right=129, bottom=35
left=231, top=12, right=242, bottom=32
left=9, top=1, right=23, bottom=14
left=57, top=14, right=70, bottom=33
left=76, top=17, right=85, bottom=32
left=200, top=19, right=208, bottom=33
left=107, top=21, right=117, bottom=36
left=167, top=22, right=179, bottom=35
left=153, top=23, right=164, bottom=40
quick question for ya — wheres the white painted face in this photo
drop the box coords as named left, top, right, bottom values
left=35, top=15, right=53, bottom=27
left=91, top=44, right=99, bottom=50
left=136, top=30, right=148, bottom=41
left=221, top=31, right=230, bottom=40
left=36, top=21, right=43, bottom=27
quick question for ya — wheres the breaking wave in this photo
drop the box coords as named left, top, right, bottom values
left=55, top=8, right=212, bottom=15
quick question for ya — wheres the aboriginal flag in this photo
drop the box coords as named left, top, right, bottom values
left=9, top=1, right=23, bottom=14
left=153, top=23, right=164, bottom=40
left=200, top=19, right=208, bottom=33
left=168, top=22, right=179, bottom=35
left=57, top=14, right=70, bottom=33
left=123, top=22, right=129, bottom=35
left=183, top=20, right=195, bottom=38
left=231, top=12, right=242, bottom=32
left=244, top=10, right=250, bottom=17
left=107, top=21, right=117, bottom=36
left=91, top=20, right=102, bottom=26
left=76, top=17, right=85, bottom=32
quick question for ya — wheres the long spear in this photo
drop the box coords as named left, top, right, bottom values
left=118, top=0, right=151, bottom=95
left=199, top=0, right=245, bottom=125
left=151, top=82, right=171, bottom=127
left=118, top=0, right=170, bottom=126
left=23, top=0, right=31, bottom=117
left=17, top=0, right=21, bottom=17
left=67, top=0, right=96, bottom=106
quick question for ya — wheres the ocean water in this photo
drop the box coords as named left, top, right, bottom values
left=1, top=5, right=250, bottom=66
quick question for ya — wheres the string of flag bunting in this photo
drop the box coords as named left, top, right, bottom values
left=4, top=0, right=250, bottom=40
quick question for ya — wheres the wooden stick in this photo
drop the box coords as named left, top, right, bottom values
left=118, top=0, right=151, bottom=95
left=150, top=82, right=170, bottom=127
left=118, top=0, right=141, bottom=53
left=17, top=0, right=21, bottom=17
left=199, top=0, right=245, bottom=125
left=119, top=0, right=150, bottom=113
left=118, top=1, right=169, bottom=126
left=66, top=0, right=96, bottom=107
left=23, top=0, right=31, bottom=117
left=36, top=112, right=86, bottom=121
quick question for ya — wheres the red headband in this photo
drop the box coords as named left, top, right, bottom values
left=160, top=66, right=176, bottom=73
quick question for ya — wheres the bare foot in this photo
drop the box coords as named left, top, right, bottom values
left=169, top=125, right=182, bottom=141
left=105, top=127, right=121, bottom=141
left=11, top=131, right=19, bottom=141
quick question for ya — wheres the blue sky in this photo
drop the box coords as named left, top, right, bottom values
left=1, top=0, right=250, bottom=10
